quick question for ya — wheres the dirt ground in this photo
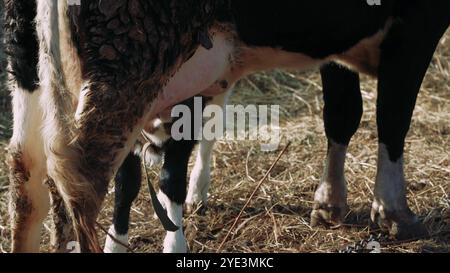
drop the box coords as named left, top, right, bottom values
left=0, top=27, right=448, bottom=253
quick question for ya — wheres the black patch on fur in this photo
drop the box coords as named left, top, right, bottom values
left=113, top=153, right=142, bottom=235
left=228, top=0, right=395, bottom=58
left=112, top=96, right=208, bottom=232
left=158, top=96, right=209, bottom=204
left=4, top=0, right=39, bottom=91
left=159, top=138, right=197, bottom=205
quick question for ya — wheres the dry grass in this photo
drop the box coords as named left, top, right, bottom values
left=0, top=30, right=448, bottom=253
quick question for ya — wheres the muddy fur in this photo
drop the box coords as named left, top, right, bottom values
left=7, top=149, right=30, bottom=184
left=7, top=149, right=33, bottom=252
left=46, top=179, right=74, bottom=252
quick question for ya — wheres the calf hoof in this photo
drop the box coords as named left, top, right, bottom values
left=371, top=201, right=428, bottom=240
left=310, top=203, right=349, bottom=227
left=186, top=190, right=208, bottom=215
left=103, top=226, right=129, bottom=253
left=185, top=201, right=207, bottom=215
left=163, top=231, right=188, bottom=253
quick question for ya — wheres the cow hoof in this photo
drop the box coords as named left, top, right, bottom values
left=310, top=203, right=348, bottom=227
left=371, top=201, right=428, bottom=240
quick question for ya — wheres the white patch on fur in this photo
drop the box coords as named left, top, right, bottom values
left=75, top=83, right=89, bottom=121
left=143, top=119, right=170, bottom=147
left=140, top=119, right=167, bottom=166
left=157, top=192, right=187, bottom=253
left=186, top=139, right=213, bottom=208
left=314, top=141, right=348, bottom=206
left=10, top=87, right=43, bottom=151
left=67, top=0, right=80, bottom=6
left=186, top=140, right=213, bottom=208
left=9, top=87, right=50, bottom=252
left=153, top=190, right=167, bottom=220
left=144, top=146, right=162, bottom=167
left=371, top=144, right=408, bottom=220
left=103, top=226, right=129, bottom=253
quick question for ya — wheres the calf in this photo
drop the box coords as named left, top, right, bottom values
left=5, top=0, right=450, bottom=253
left=105, top=93, right=230, bottom=253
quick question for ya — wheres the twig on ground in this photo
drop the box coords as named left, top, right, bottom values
left=217, top=142, right=291, bottom=253
left=96, top=221, right=135, bottom=253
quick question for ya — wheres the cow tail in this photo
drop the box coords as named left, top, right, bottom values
left=35, top=0, right=101, bottom=252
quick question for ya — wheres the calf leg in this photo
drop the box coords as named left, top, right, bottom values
left=158, top=138, right=197, bottom=253
left=186, top=92, right=231, bottom=213
left=104, top=153, right=142, bottom=253
left=185, top=138, right=215, bottom=213
left=311, top=63, right=362, bottom=227
left=373, top=13, right=449, bottom=239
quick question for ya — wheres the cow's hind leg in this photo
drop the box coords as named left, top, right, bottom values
left=4, top=0, right=51, bottom=253
left=104, top=152, right=142, bottom=253
left=38, top=0, right=218, bottom=252
left=8, top=89, right=50, bottom=252
left=373, top=11, right=449, bottom=239
left=44, top=80, right=154, bottom=252
left=311, top=63, right=362, bottom=227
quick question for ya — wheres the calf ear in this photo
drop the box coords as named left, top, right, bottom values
left=143, top=143, right=163, bottom=167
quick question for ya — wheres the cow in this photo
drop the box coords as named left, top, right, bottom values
left=4, top=0, right=449, bottom=253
